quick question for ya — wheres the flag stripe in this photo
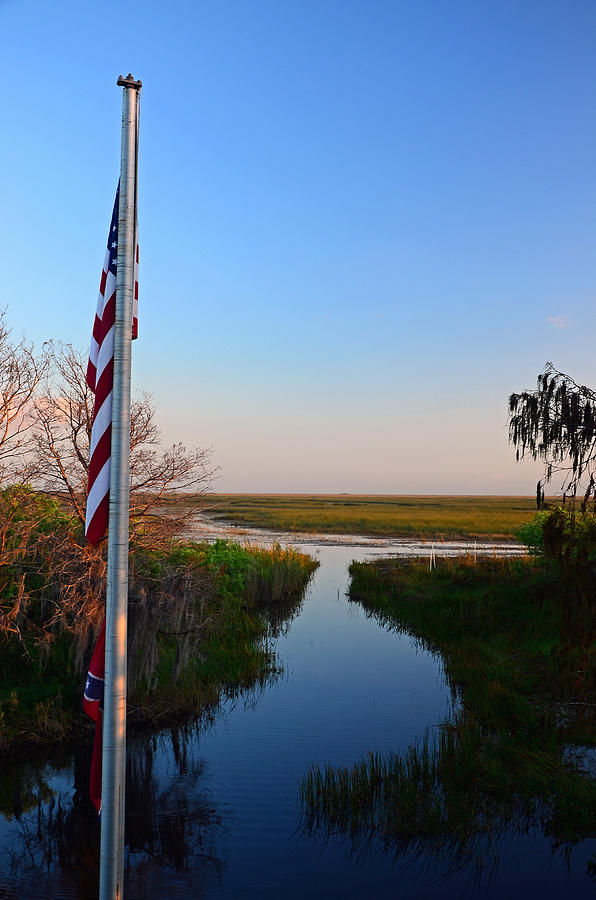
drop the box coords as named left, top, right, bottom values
left=132, top=231, right=139, bottom=339
left=94, top=337, right=115, bottom=408
left=86, top=492, right=111, bottom=549
left=88, top=426, right=112, bottom=486
left=89, top=390, right=112, bottom=458
left=84, top=184, right=138, bottom=546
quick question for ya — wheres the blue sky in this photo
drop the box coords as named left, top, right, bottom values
left=2, top=0, right=595, bottom=492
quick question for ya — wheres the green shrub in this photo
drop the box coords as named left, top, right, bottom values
left=515, top=510, right=550, bottom=554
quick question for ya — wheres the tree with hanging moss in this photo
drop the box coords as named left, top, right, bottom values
left=509, top=362, right=596, bottom=507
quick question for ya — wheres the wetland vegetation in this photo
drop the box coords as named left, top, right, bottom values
left=301, top=508, right=596, bottom=877
left=0, top=486, right=317, bottom=753
left=192, top=493, right=547, bottom=539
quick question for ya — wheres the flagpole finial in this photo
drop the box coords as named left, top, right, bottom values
left=117, top=74, right=142, bottom=90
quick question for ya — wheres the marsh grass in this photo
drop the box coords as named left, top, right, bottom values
left=0, top=540, right=318, bottom=750
left=301, top=555, right=596, bottom=873
left=188, top=494, right=548, bottom=539
left=123, top=540, right=316, bottom=727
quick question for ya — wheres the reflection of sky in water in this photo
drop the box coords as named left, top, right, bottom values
left=0, top=540, right=594, bottom=899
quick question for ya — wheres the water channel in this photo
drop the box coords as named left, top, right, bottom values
left=0, top=528, right=594, bottom=898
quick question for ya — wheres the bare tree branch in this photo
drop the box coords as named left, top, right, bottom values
left=31, top=342, right=217, bottom=542
left=0, top=309, right=47, bottom=482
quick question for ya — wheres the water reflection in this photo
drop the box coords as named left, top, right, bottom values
left=299, top=557, right=596, bottom=896
left=0, top=588, right=307, bottom=899
left=0, top=730, right=225, bottom=899
left=2, top=541, right=593, bottom=899
left=258, top=587, right=306, bottom=639
left=0, top=757, right=54, bottom=823
left=125, top=731, right=224, bottom=873
left=299, top=728, right=554, bottom=896
left=1, top=747, right=100, bottom=898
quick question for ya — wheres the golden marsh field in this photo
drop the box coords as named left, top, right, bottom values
left=191, top=494, right=549, bottom=540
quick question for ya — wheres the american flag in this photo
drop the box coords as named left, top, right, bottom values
left=85, top=184, right=138, bottom=545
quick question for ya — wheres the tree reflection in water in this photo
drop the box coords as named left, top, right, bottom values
left=0, top=580, right=307, bottom=898
left=125, top=729, right=224, bottom=873
left=0, top=727, right=225, bottom=899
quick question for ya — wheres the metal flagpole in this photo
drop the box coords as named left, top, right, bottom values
left=99, top=73, right=141, bottom=900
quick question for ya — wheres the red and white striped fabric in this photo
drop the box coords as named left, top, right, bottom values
left=85, top=185, right=138, bottom=545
